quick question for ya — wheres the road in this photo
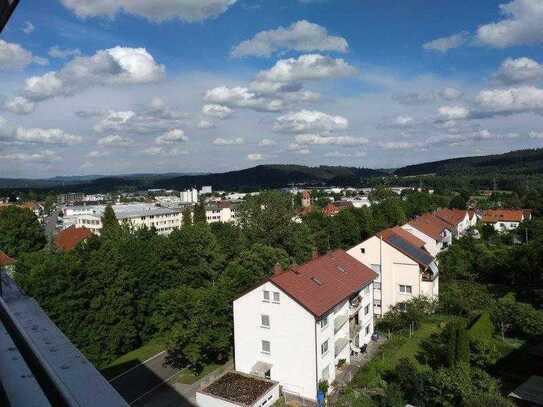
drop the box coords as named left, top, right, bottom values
left=110, top=351, right=182, bottom=405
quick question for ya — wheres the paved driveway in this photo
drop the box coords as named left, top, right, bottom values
left=110, top=351, right=181, bottom=405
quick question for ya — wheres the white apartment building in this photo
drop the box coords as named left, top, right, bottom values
left=205, top=201, right=241, bottom=224
left=233, top=250, right=377, bottom=402
left=347, top=227, right=439, bottom=317
left=401, top=213, right=454, bottom=257
left=180, top=188, right=199, bottom=204
left=74, top=204, right=184, bottom=235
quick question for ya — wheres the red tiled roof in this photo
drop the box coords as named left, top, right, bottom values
left=322, top=203, right=340, bottom=217
left=54, top=227, right=93, bottom=252
left=434, top=208, right=468, bottom=227
left=269, top=250, right=377, bottom=317
left=302, top=190, right=311, bottom=199
left=482, top=209, right=525, bottom=223
left=0, top=250, right=15, bottom=267
left=408, top=214, right=452, bottom=241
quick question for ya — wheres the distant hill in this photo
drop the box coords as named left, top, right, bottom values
left=394, top=149, right=543, bottom=177
left=0, top=165, right=386, bottom=192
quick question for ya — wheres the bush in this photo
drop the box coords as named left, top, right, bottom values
left=468, top=312, right=494, bottom=342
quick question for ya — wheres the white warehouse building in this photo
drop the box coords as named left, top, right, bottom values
left=233, top=250, right=377, bottom=402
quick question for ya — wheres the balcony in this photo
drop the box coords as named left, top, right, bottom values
left=334, top=314, right=348, bottom=334
left=349, top=296, right=362, bottom=316
left=334, top=337, right=349, bottom=358
left=350, top=319, right=361, bottom=338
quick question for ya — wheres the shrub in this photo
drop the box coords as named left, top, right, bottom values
left=468, top=312, right=494, bottom=342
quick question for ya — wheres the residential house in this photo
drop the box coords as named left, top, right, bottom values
left=0, top=250, right=16, bottom=276
left=482, top=209, right=531, bottom=232
left=54, top=226, right=93, bottom=252
left=233, top=250, right=377, bottom=402
left=347, top=227, right=439, bottom=317
left=401, top=213, right=453, bottom=257
left=434, top=209, right=471, bottom=237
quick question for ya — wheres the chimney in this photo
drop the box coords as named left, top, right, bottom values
left=272, top=263, right=283, bottom=275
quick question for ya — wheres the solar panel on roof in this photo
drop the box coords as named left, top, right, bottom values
left=386, top=234, right=434, bottom=267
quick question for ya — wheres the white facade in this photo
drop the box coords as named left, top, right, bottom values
left=73, top=204, right=184, bottom=235
left=400, top=224, right=440, bottom=257
left=233, top=280, right=373, bottom=401
left=180, top=188, right=199, bottom=203
left=347, top=237, right=438, bottom=316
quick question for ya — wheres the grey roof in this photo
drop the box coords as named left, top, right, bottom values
left=0, top=274, right=128, bottom=406
left=509, top=375, right=543, bottom=405
left=386, top=234, right=434, bottom=267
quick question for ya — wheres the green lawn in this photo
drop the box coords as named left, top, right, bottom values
left=353, top=317, right=446, bottom=388
left=176, top=362, right=225, bottom=385
left=101, top=339, right=166, bottom=380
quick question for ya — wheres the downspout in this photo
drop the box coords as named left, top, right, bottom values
left=314, top=319, right=318, bottom=401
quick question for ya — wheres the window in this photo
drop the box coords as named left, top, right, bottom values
left=360, top=247, right=365, bottom=254
left=321, top=365, right=329, bottom=381
left=374, top=299, right=382, bottom=307
left=263, top=290, right=270, bottom=302
left=374, top=282, right=381, bottom=290
left=399, top=285, right=412, bottom=294
left=261, top=315, right=270, bottom=328
left=365, top=323, right=371, bottom=335
left=320, top=316, right=328, bottom=329
left=399, top=303, right=407, bottom=311
left=273, top=292, right=280, bottom=303
left=362, top=286, right=370, bottom=295
left=364, top=305, right=370, bottom=315
left=321, top=340, right=329, bottom=356
left=261, top=340, right=271, bottom=354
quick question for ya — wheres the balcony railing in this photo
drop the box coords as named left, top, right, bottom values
left=334, top=314, right=348, bottom=334
left=349, top=320, right=361, bottom=338
left=334, top=338, right=349, bottom=358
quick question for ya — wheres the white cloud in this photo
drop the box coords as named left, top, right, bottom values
left=87, top=150, right=110, bottom=158
left=97, top=134, right=133, bottom=147
left=529, top=131, right=543, bottom=139
left=23, top=47, right=164, bottom=102
left=156, top=129, right=189, bottom=144
left=476, top=86, right=543, bottom=114
left=394, top=116, right=414, bottom=126
left=60, top=0, right=237, bottom=22
left=143, top=146, right=188, bottom=156
left=439, top=87, right=463, bottom=100
left=259, top=138, right=276, bottom=146
left=0, top=40, right=34, bottom=70
left=438, top=105, right=471, bottom=120
left=204, top=86, right=284, bottom=112
left=294, top=133, right=368, bottom=146
left=213, top=137, right=244, bottom=145
left=231, top=20, right=348, bottom=58
left=22, top=21, right=35, bottom=34
left=426, top=129, right=498, bottom=146
left=48, top=46, right=82, bottom=59
left=4, top=97, right=35, bottom=115
left=197, top=120, right=215, bottom=129
left=324, top=150, right=367, bottom=158
left=0, top=150, right=60, bottom=162
left=477, top=0, right=543, bottom=48
left=15, top=128, right=82, bottom=145
left=93, top=101, right=188, bottom=134
left=273, top=110, right=349, bottom=133
left=255, top=54, right=357, bottom=83
left=423, top=32, right=469, bottom=53
left=202, top=104, right=234, bottom=119
left=494, top=57, right=543, bottom=84
left=247, top=153, right=263, bottom=161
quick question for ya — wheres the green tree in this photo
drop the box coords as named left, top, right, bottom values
left=449, top=194, right=467, bottom=210
left=193, top=201, right=207, bottom=224
left=182, top=206, right=192, bottom=227
left=101, top=205, right=119, bottom=234
left=0, top=206, right=46, bottom=257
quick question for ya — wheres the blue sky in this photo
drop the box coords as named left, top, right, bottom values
left=0, top=0, right=542, bottom=177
